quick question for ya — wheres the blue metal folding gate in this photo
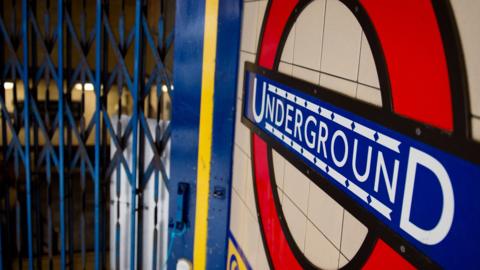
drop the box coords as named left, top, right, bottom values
left=0, top=0, right=175, bottom=269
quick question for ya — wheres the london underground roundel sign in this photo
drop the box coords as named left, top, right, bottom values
left=240, top=0, right=480, bottom=269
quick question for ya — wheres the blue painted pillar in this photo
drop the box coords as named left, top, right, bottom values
left=205, top=0, right=242, bottom=268
left=170, top=0, right=206, bottom=267
left=170, top=0, right=241, bottom=268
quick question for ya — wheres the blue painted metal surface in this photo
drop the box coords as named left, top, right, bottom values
left=170, top=0, right=206, bottom=267
left=206, top=0, right=242, bottom=268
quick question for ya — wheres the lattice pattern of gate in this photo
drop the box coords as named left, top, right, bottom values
left=0, top=0, right=174, bottom=269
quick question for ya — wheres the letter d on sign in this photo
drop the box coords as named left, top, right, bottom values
left=400, top=147, right=454, bottom=245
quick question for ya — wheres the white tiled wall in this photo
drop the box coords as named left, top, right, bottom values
left=449, top=1, right=480, bottom=142
left=320, top=0, right=362, bottom=82
left=292, top=65, right=320, bottom=85
left=280, top=0, right=382, bottom=107
left=281, top=23, right=296, bottom=64
left=305, top=220, right=341, bottom=269
left=230, top=0, right=480, bottom=269
left=240, top=2, right=260, bottom=53
left=307, top=183, right=343, bottom=248
left=356, top=84, right=382, bottom=106
left=230, top=1, right=270, bottom=269
left=450, top=1, right=480, bottom=121
left=292, top=0, right=325, bottom=71
left=358, top=33, right=380, bottom=88
left=282, top=193, right=308, bottom=251
left=472, top=117, right=480, bottom=141
left=283, top=160, right=311, bottom=214
left=319, top=74, right=357, bottom=98
left=341, top=211, right=368, bottom=260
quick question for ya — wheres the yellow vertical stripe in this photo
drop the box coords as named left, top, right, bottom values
left=193, top=0, right=219, bottom=269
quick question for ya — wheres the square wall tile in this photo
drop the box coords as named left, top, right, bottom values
left=358, top=33, right=380, bottom=88
left=472, top=117, right=480, bottom=142
left=356, top=84, right=382, bottom=107
left=272, top=149, right=286, bottom=190
left=293, top=0, right=326, bottom=71
left=237, top=52, right=256, bottom=100
left=279, top=62, right=293, bottom=76
left=450, top=1, right=480, bottom=117
left=244, top=162, right=257, bottom=215
left=320, top=73, right=357, bottom=97
left=282, top=196, right=308, bottom=251
left=338, top=254, right=349, bottom=268
left=277, top=188, right=284, bottom=205
left=256, top=0, right=268, bottom=51
left=341, top=210, right=368, bottom=260
left=235, top=98, right=251, bottom=157
left=281, top=24, right=296, bottom=64
left=304, top=221, right=340, bottom=269
left=243, top=208, right=261, bottom=264
left=307, top=182, right=344, bottom=248
left=283, top=160, right=310, bottom=213
left=230, top=190, right=246, bottom=248
left=292, top=65, right=320, bottom=85
left=320, top=0, right=362, bottom=80
left=232, top=146, right=248, bottom=198
left=241, top=1, right=259, bottom=53
left=235, top=96, right=242, bottom=124
left=255, top=238, right=270, bottom=270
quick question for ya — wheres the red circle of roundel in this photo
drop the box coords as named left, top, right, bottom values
left=250, top=0, right=466, bottom=269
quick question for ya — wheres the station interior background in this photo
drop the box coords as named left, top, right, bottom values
left=0, top=0, right=479, bottom=269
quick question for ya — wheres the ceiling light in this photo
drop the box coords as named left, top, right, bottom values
left=161, top=84, right=168, bottom=93
left=74, top=82, right=95, bottom=91
left=3, top=81, right=14, bottom=90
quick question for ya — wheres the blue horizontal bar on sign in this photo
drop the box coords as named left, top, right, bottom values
left=241, top=62, right=480, bottom=269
